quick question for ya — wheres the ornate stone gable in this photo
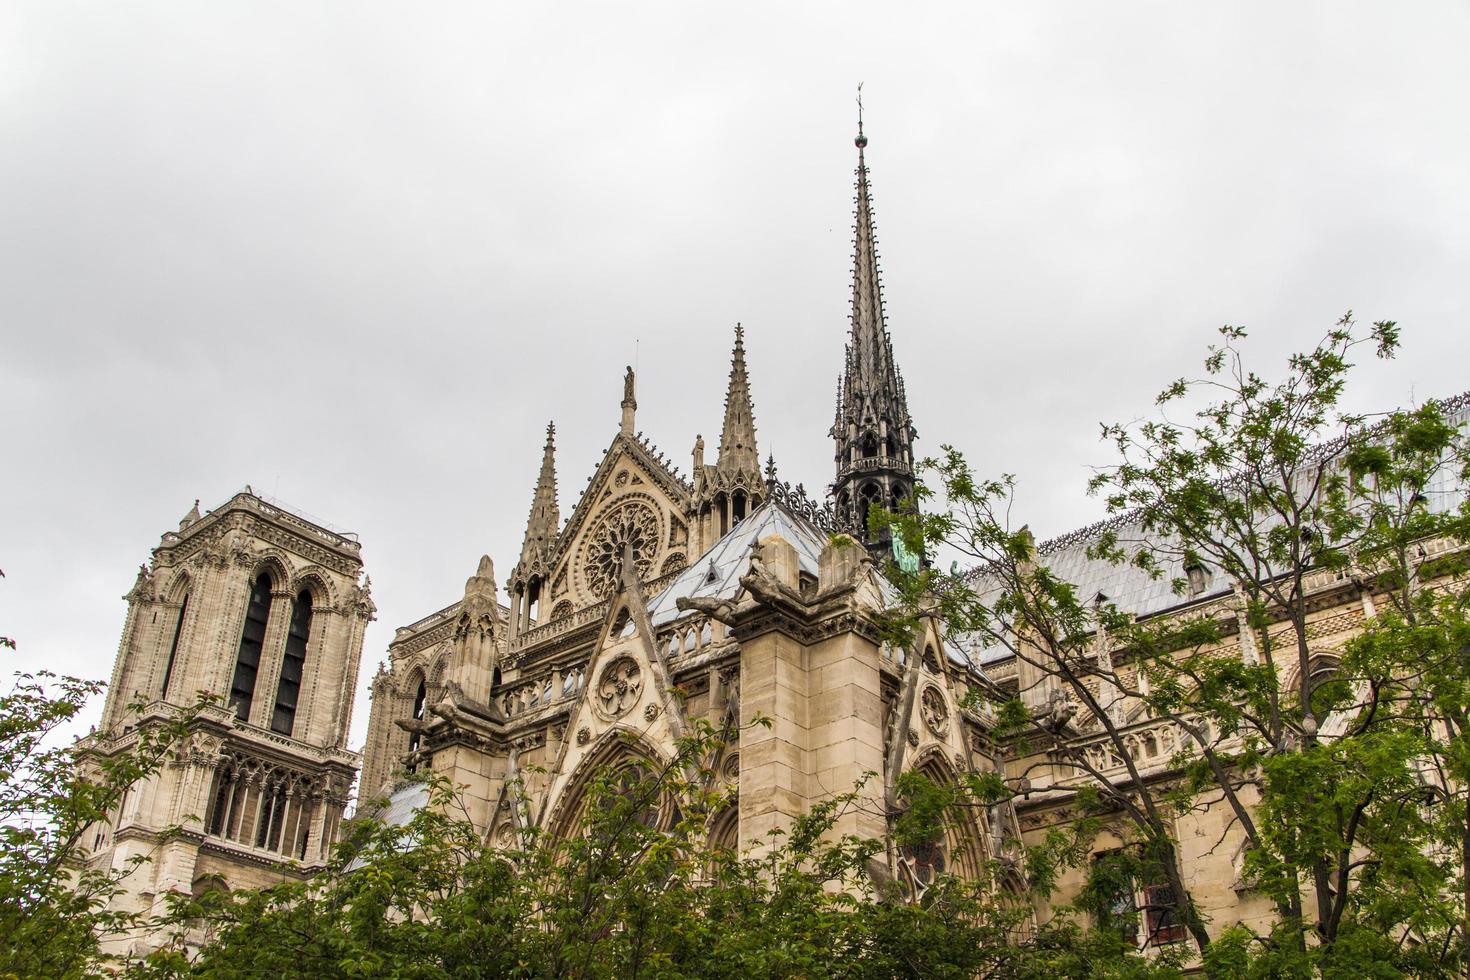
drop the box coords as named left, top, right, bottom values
left=534, top=545, right=691, bottom=837
left=543, top=439, right=691, bottom=613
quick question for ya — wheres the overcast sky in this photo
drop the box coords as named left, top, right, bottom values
left=3, top=3, right=1467, bottom=755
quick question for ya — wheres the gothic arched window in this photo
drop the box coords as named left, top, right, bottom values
left=229, top=574, right=274, bottom=722
left=407, top=677, right=427, bottom=760
left=270, top=590, right=313, bottom=736
left=160, top=593, right=189, bottom=700
left=714, top=491, right=729, bottom=536
left=858, top=482, right=881, bottom=532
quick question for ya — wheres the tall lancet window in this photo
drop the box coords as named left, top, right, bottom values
left=406, top=677, right=428, bottom=770
left=159, top=593, right=189, bottom=700
left=270, top=590, right=313, bottom=736
left=229, top=573, right=274, bottom=722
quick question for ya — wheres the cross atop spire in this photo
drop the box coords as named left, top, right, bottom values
left=718, top=322, right=759, bottom=472
left=518, top=421, right=560, bottom=567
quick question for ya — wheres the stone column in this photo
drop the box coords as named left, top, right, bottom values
left=251, top=588, right=296, bottom=729
left=737, top=627, right=807, bottom=854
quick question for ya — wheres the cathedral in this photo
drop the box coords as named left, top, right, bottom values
left=85, top=119, right=1000, bottom=945
left=82, top=116, right=1470, bottom=958
left=353, top=116, right=984, bottom=875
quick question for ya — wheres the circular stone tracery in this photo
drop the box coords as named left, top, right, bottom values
left=595, top=657, right=644, bottom=718
left=583, top=501, right=659, bottom=597
left=920, top=686, right=950, bottom=738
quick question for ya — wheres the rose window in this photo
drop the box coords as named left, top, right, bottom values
left=584, top=502, right=659, bottom=597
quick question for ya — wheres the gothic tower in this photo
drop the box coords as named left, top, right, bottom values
left=830, top=120, right=918, bottom=553
left=689, top=323, right=765, bottom=554
left=83, top=491, right=371, bottom=954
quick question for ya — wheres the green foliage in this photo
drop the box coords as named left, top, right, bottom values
left=0, top=564, right=207, bottom=978
left=132, top=725, right=1183, bottom=979
left=882, top=315, right=1470, bottom=974
left=0, top=673, right=200, bottom=976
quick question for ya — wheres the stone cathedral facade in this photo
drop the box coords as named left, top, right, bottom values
left=85, top=122, right=1469, bottom=956
left=85, top=125, right=1005, bottom=950
left=353, top=122, right=994, bottom=878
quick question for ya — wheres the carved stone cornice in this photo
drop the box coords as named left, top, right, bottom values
left=731, top=605, right=883, bottom=647
left=157, top=504, right=361, bottom=577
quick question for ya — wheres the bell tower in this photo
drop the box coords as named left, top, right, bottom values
left=83, top=490, right=371, bottom=954
left=830, top=116, right=918, bottom=553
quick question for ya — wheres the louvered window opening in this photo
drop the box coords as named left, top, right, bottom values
left=230, top=574, right=273, bottom=722
left=159, top=594, right=189, bottom=699
left=270, top=591, right=312, bottom=736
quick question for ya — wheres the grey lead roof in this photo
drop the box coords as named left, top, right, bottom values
left=645, top=503, right=827, bottom=629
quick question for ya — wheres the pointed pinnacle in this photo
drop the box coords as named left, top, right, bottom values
left=717, top=322, right=759, bottom=471
left=520, top=420, right=560, bottom=564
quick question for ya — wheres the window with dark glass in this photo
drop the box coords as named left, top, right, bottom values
left=229, top=574, right=273, bottom=722
left=1143, top=883, right=1188, bottom=944
left=160, top=594, right=189, bottom=700
left=207, top=770, right=233, bottom=836
left=1090, top=848, right=1188, bottom=947
left=270, top=590, right=312, bottom=736
left=406, top=678, right=427, bottom=766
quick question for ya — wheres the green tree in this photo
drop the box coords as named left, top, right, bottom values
left=0, top=567, right=201, bottom=977
left=881, top=316, right=1470, bottom=974
left=137, top=718, right=1179, bottom=978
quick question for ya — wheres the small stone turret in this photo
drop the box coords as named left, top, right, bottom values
left=509, top=422, right=560, bottom=638
left=690, top=324, right=765, bottom=552
left=450, top=554, right=502, bottom=700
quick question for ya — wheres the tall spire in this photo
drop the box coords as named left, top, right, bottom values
left=830, top=104, right=919, bottom=553
left=838, top=110, right=909, bottom=439
left=519, top=421, right=560, bottom=567
left=717, top=322, right=759, bottom=472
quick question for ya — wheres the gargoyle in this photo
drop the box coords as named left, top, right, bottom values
left=675, top=595, right=740, bottom=625
left=429, top=700, right=463, bottom=725
left=1034, top=688, right=1078, bottom=734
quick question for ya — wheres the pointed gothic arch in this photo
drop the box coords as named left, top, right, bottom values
left=897, top=750, right=987, bottom=899
left=544, top=729, right=672, bottom=842
left=290, top=567, right=337, bottom=608
left=159, top=569, right=193, bottom=701
left=249, top=553, right=292, bottom=592
left=429, top=643, right=453, bottom=688
left=162, top=567, right=193, bottom=604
